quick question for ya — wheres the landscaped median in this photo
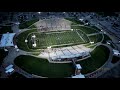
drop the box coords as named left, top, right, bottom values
left=14, top=45, right=110, bottom=78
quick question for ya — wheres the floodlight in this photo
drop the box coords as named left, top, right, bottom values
left=90, top=42, right=94, bottom=44
left=47, top=46, right=51, bottom=49
left=38, top=12, right=41, bottom=14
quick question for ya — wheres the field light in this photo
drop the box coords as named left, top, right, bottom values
left=90, top=42, right=94, bottom=44
left=47, top=46, right=51, bottom=49
left=107, top=42, right=110, bottom=45
left=38, top=12, right=41, bottom=14
left=79, top=19, right=83, bottom=21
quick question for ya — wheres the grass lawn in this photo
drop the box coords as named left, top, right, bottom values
left=0, top=26, right=13, bottom=34
left=17, top=29, right=89, bottom=51
left=27, top=30, right=87, bottom=49
left=19, top=19, right=39, bottom=29
left=16, top=29, right=39, bottom=52
left=28, top=25, right=36, bottom=29
left=76, top=30, right=89, bottom=42
left=91, top=26, right=101, bottom=31
left=88, top=34, right=103, bottom=43
left=14, top=55, right=74, bottom=78
left=76, top=45, right=110, bottom=74
left=83, top=43, right=92, bottom=47
left=71, top=26, right=99, bottom=34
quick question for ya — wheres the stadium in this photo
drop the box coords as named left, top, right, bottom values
left=14, top=17, right=108, bottom=78
left=1, top=12, right=120, bottom=78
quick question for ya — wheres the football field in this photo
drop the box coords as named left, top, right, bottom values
left=27, top=30, right=89, bottom=49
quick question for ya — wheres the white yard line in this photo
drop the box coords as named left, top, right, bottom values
left=75, top=30, right=85, bottom=42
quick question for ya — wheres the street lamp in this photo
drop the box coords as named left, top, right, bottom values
left=38, top=12, right=41, bottom=20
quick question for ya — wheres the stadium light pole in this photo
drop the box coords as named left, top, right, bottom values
left=38, top=12, right=41, bottom=14
left=38, top=12, right=41, bottom=20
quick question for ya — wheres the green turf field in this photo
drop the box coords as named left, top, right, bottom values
left=71, top=26, right=99, bottom=34
left=88, top=34, right=103, bottom=43
left=27, top=30, right=89, bottom=49
left=28, top=24, right=36, bottom=29
left=16, top=29, right=39, bottom=51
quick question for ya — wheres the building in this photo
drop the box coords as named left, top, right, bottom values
left=0, top=32, right=15, bottom=48
left=5, top=64, right=14, bottom=74
left=72, top=64, right=85, bottom=78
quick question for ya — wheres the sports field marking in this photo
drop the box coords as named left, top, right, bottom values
left=75, top=30, right=85, bottom=42
left=26, top=30, right=88, bottom=49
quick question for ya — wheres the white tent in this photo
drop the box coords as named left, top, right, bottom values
left=0, top=33, right=15, bottom=47
left=76, top=64, right=82, bottom=69
left=113, top=49, right=120, bottom=56
left=5, top=64, right=14, bottom=74
left=5, top=68, right=14, bottom=73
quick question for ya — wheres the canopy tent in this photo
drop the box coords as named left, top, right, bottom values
left=113, top=49, right=120, bottom=56
left=5, top=68, right=14, bottom=73
left=0, top=33, right=15, bottom=47
left=76, top=64, right=82, bottom=69
left=5, top=64, right=14, bottom=74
